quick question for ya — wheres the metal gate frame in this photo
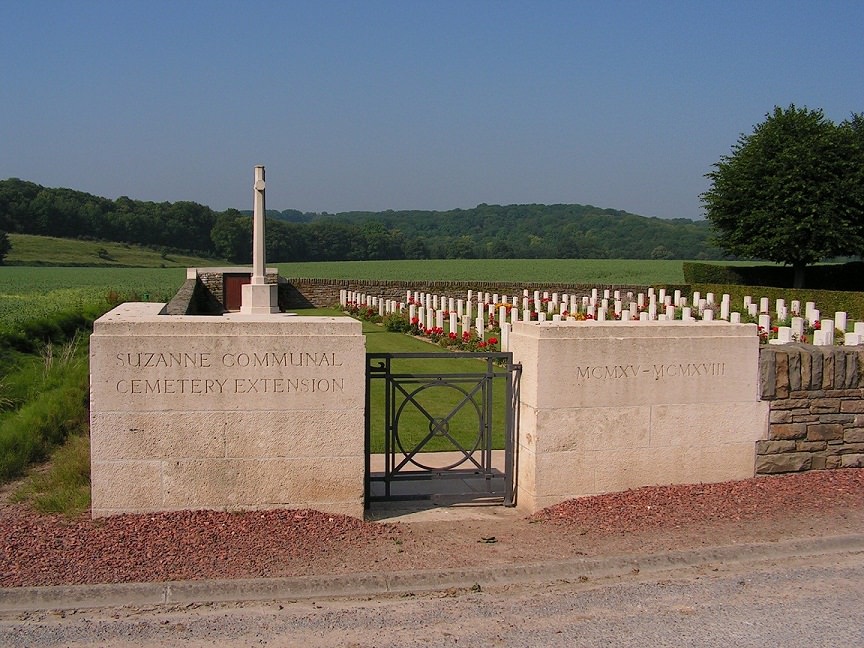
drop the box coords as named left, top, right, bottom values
left=364, top=351, right=520, bottom=507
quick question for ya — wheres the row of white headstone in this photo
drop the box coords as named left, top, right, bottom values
left=338, top=288, right=863, bottom=347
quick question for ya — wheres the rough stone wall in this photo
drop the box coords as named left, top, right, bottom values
left=757, top=345, right=864, bottom=474
left=279, top=278, right=664, bottom=309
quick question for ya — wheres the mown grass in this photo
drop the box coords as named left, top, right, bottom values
left=6, top=233, right=227, bottom=268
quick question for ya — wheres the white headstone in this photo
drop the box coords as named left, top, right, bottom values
left=835, top=312, right=847, bottom=332
left=821, top=319, right=835, bottom=345
left=791, top=317, right=804, bottom=339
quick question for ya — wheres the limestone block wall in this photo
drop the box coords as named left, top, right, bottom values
left=509, top=321, right=767, bottom=513
left=756, top=345, right=864, bottom=473
left=90, top=303, right=366, bottom=518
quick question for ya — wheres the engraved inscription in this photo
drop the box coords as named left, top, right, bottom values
left=110, top=349, right=347, bottom=396
left=574, top=362, right=726, bottom=381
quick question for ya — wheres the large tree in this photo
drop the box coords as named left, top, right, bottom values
left=702, top=105, right=864, bottom=287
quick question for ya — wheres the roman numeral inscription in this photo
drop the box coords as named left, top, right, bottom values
left=574, top=362, right=726, bottom=381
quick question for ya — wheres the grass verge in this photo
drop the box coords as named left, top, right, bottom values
left=11, top=432, right=91, bottom=516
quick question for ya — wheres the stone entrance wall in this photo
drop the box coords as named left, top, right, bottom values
left=509, top=321, right=767, bottom=513
left=757, top=346, right=864, bottom=473
left=90, top=303, right=366, bottom=518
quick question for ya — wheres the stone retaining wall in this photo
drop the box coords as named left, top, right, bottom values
left=279, top=278, right=666, bottom=309
left=757, top=345, right=864, bottom=474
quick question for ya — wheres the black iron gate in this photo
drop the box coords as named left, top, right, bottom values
left=365, top=352, right=520, bottom=507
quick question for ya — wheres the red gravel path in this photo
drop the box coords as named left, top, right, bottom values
left=2, top=469, right=863, bottom=589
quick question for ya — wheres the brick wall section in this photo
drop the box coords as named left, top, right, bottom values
left=279, top=278, right=663, bottom=309
left=758, top=345, right=864, bottom=474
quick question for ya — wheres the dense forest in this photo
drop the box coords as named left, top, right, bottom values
left=0, top=178, right=723, bottom=263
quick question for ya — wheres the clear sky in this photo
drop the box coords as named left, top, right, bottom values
left=1, top=1, right=862, bottom=220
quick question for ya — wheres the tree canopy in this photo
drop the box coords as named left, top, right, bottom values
left=702, top=105, right=864, bottom=287
left=0, top=177, right=724, bottom=263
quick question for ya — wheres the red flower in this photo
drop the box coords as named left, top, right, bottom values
left=488, top=337, right=498, bottom=345
left=449, top=332, right=457, bottom=339
left=478, top=341, right=487, bottom=348
left=813, top=321, right=821, bottom=330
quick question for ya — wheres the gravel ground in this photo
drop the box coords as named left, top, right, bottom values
left=2, top=469, right=863, bottom=589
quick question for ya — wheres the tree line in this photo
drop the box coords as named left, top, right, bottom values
left=0, top=177, right=723, bottom=264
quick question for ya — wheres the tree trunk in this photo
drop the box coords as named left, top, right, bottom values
left=792, top=262, right=806, bottom=289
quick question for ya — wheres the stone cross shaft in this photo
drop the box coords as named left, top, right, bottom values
left=252, top=165, right=266, bottom=284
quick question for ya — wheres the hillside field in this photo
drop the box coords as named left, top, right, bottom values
left=4, top=234, right=227, bottom=268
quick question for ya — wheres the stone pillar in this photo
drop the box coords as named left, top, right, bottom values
left=252, top=165, right=266, bottom=284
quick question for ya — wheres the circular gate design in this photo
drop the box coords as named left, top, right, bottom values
left=393, top=381, right=484, bottom=471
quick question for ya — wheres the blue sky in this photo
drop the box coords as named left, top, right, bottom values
left=1, top=1, right=862, bottom=219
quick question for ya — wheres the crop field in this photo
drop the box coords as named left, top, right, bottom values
left=0, top=267, right=185, bottom=333
left=276, top=259, right=693, bottom=285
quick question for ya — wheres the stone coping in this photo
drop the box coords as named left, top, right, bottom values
left=93, top=303, right=359, bottom=336
left=513, top=320, right=758, bottom=338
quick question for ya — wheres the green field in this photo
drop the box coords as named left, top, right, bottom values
left=276, top=259, right=691, bottom=284
left=0, top=267, right=186, bottom=333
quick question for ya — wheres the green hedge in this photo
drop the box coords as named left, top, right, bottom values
left=683, top=261, right=864, bottom=291
left=690, top=283, right=864, bottom=321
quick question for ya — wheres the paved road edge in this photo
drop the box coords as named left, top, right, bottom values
left=2, top=533, right=863, bottom=613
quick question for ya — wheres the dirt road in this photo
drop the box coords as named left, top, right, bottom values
left=2, top=550, right=862, bottom=647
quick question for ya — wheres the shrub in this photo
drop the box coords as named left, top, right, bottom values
left=383, top=312, right=412, bottom=333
